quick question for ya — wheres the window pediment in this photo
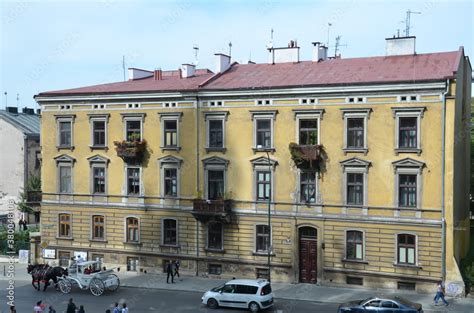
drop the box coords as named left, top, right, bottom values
left=391, top=107, right=426, bottom=118
left=54, top=154, right=76, bottom=164
left=340, top=157, right=371, bottom=168
left=250, top=156, right=278, bottom=169
left=204, top=111, right=229, bottom=121
left=158, top=155, right=183, bottom=168
left=392, top=158, right=425, bottom=168
left=293, top=109, right=325, bottom=120
left=87, top=154, right=110, bottom=164
left=202, top=156, right=229, bottom=169
left=250, top=110, right=278, bottom=120
left=159, top=112, right=183, bottom=121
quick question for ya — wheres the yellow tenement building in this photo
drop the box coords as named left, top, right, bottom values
left=34, top=37, right=471, bottom=294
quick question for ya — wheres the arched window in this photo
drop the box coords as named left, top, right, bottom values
left=397, top=234, right=416, bottom=265
left=346, top=230, right=363, bottom=260
left=126, top=217, right=139, bottom=242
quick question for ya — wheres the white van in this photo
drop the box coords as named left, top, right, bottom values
left=201, top=279, right=274, bottom=312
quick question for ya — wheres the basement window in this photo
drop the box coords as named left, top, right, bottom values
left=208, top=264, right=222, bottom=275
left=256, top=268, right=269, bottom=280
left=397, top=281, right=416, bottom=290
left=346, top=276, right=363, bottom=286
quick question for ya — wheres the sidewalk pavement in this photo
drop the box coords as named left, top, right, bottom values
left=3, top=262, right=473, bottom=312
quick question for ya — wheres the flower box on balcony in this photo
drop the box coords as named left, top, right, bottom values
left=114, top=140, right=147, bottom=163
left=289, top=143, right=324, bottom=170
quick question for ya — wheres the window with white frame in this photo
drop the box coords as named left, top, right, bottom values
left=126, top=217, right=139, bottom=242
left=392, top=158, right=424, bottom=209
left=159, top=112, right=182, bottom=151
left=56, top=115, right=75, bottom=149
left=121, top=113, right=145, bottom=142
left=87, top=155, right=109, bottom=195
left=251, top=110, right=278, bottom=151
left=205, top=112, right=228, bottom=151
left=340, top=158, right=370, bottom=206
left=341, top=108, right=371, bottom=152
left=293, top=109, right=324, bottom=145
left=255, top=224, right=271, bottom=252
left=126, top=167, right=141, bottom=195
left=392, top=107, right=425, bottom=153
left=89, top=114, right=109, bottom=148
left=92, top=215, right=105, bottom=240
left=397, top=233, right=416, bottom=265
left=203, top=156, right=229, bottom=200
left=158, top=155, right=182, bottom=198
left=55, top=154, right=75, bottom=194
left=251, top=156, right=278, bottom=202
left=162, top=218, right=177, bottom=246
left=300, top=171, right=317, bottom=203
left=346, top=230, right=364, bottom=260
left=58, top=213, right=72, bottom=238
left=207, top=222, right=223, bottom=250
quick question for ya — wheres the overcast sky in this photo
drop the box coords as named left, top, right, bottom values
left=1, top=0, right=472, bottom=109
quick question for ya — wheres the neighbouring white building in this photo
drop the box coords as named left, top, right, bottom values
left=0, top=107, right=41, bottom=227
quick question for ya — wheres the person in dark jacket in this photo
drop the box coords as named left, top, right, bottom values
left=166, top=261, right=174, bottom=283
left=66, top=298, right=76, bottom=313
left=173, top=259, right=181, bottom=280
left=77, top=305, right=85, bottom=313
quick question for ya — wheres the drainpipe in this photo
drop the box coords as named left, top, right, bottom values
left=195, top=94, right=200, bottom=277
left=441, top=79, right=450, bottom=280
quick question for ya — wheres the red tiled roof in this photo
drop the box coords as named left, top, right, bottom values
left=201, top=50, right=461, bottom=90
left=36, top=49, right=462, bottom=96
left=37, top=69, right=214, bottom=96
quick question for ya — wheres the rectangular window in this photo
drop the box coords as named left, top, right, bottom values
left=398, top=234, right=416, bottom=265
left=399, top=117, right=417, bottom=148
left=399, top=174, right=417, bottom=207
left=92, top=120, right=106, bottom=146
left=92, top=215, right=104, bottom=240
left=126, top=120, right=141, bottom=141
left=299, top=119, right=318, bottom=145
left=91, top=254, right=104, bottom=262
left=300, top=172, right=316, bottom=203
left=209, top=120, right=224, bottom=148
left=207, top=223, right=223, bottom=250
left=59, top=166, right=72, bottom=193
left=58, top=251, right=71, bottom=267
left=256, top=119, right=271, bottom=148
left=346, top=276, right=363, bottom=285
left=347, top=118, right=364, bottom=148
left=256, top=225, right=270, bottom=252
left=164, top=168, right=177, bottom=197
left=59, top=214, right=71, bottom=237
left=126, top=217, right=139, bottom=242
left=93, top=166, right=106, bottom=194
left=59, top=121, right=72, bottom=146
left=346, top=230, right=363, bottom=260
left=208, top=170, right=224, bottom=200
left=127, top=257, right=138, bottom=271
left=127, top=168, right=140, bottom=195
left=347, top=173, right=363, bottom=205
left=163, top=219, right=177, bottom=245
left=164, top=120, right=178, bottom=147
left=208, top=264, right=222, bottom=275
left=256, top=171, right=271, bottom=201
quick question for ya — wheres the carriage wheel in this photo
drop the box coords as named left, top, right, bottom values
left=89, top=278, right=105, bottom=296
left=107, top=274, right=120, bottom=291
left=58, top=279, right=72, bottom=294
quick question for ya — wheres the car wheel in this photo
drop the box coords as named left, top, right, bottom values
left=248, top=301, right=260, bottom=313
left=207, top=298, right=218, bottom=309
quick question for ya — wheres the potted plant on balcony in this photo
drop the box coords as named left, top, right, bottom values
left=289, top=142, right=324, bottom=170
left=114, top=134, right=147, bottom=163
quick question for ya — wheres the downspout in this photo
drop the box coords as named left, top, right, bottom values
left=195, top=94, right=200, bottom=277
left=441, top=78, right=450, bottom=280
left=23, top=134, right=28, bottom=216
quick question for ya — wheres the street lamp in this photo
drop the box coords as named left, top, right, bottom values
left=257, top=145, right=272, bottom=282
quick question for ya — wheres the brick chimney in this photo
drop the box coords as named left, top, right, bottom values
left=154, top=69, right=163, bottom=80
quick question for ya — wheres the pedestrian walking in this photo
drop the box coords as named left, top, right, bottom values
left=121, top=303, right=129, bottom=313
left=112, top=302, right=121, bottom=313
left=78, top=305, right=85, bottom=313
left=48, top=305, right=56, bottom=313
left=9, top=305, right=16, bottom=313
left=66, top=298, right=77, bottom=313
left=174, top=259, right=181, bottom=280
left=166, top=261, right=174, bottom=283
left=33, top=301, right=44, bottom=313
left=433, top=280, right=449, bottom=306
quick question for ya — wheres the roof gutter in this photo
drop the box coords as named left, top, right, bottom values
left=441, top=78, right=450, bottom=280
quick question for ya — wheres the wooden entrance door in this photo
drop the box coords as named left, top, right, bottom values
left=299, top=227, right=317, bottom=283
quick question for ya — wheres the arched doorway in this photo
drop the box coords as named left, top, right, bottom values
left=299, top=226, right=317, bottom=283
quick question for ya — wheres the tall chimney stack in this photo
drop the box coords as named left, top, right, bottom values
left=312, top=42, right=328, bottom=62
left=214, top=53, right=231, bottom=73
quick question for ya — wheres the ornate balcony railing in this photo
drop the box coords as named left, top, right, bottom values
left=192, top=199, right=233, bottom=223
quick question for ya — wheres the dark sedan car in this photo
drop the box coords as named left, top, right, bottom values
left=337, top=296, right=423, bottom=313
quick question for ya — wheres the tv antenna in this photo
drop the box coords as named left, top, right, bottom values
left=266, top=28, right=274, bottom=49
left=333, top=35, right=347, bottom=57
left=193, top=44, right=199, bottom=66
left=16, top=93, right=19, bottom=108
left=228, top=42, right=232, bottom=57
left=404, top=9, right=421, bottom=36
left=326, top=23, right=332, bottom=47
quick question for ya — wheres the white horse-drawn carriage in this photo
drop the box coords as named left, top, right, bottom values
left=57, top=260, right=120, bottom=296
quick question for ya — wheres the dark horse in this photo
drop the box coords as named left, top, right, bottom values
left=27, top=264, right=68, bottom=291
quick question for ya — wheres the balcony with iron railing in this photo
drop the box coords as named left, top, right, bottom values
left=191, top=199, right=233, bottom=223
left=26, top=190, right=42, bottom=206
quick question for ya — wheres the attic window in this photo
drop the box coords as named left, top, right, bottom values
left=357, top=97, right=364, bottom=103
left=60, top=105, right=72, bottom=110
left=348, top=98, right=355, bottom=103
left=256, top=100, right=272, bottom=106
left=302, top=99, right=307, bottom=104
left=265, top=100, right=271, bottom=105
left=310, top=99, right=316, bottom=104
left=410, top=96, right=417, bottom=101
left=163, top=102, right=177, bottom=108
left=400, top=96, right=408, bottom=102
left=93, top=104, right=105, bottom=110
left=209, top=101, right=223, bottom=107
left=127, top=103, right=140, bottom=109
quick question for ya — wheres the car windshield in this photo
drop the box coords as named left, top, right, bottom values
left=211, top=283, right=225, bottom=292
left=359, top=297, right=375, bottom=305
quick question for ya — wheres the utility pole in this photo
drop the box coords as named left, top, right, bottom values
left=405, top=9, right=421, bottom=36
left=327, top=23, right=332, bottom=47
left=228, top=42, right=232, bottom=57
left=122, top=55, right=126, bottom=81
